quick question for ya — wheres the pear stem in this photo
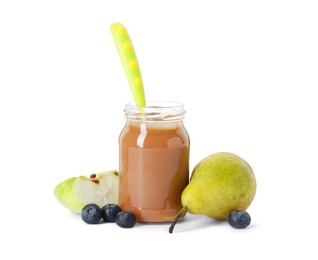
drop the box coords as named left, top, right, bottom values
left=169, top=207, right=188, bottom=234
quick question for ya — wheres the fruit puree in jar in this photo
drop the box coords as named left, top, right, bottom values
left=119, top=107, right=189, bottom=222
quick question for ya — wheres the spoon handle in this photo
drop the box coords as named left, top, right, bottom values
left=110, top=23, right=146, bottom=107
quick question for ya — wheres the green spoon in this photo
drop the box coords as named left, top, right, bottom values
left=110, top=23, right=146, bottom=107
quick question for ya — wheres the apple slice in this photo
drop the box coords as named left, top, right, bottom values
left=54, top=170, right=118, bottom=214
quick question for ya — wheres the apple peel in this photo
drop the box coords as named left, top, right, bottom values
left=54, top=170, right=118, bottom=214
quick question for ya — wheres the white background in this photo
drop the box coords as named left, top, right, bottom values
left=1, top=0, right=317, bottom=259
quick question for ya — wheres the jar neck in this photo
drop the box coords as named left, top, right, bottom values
left=124, top=101, right=186, bottom=123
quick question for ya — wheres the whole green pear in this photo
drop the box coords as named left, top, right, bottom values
left=169, top=152, right=256, bottom=233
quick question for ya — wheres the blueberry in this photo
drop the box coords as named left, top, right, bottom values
left=116, top=211, right=136, bottom=228
left=228, top=210, right=251, bottom=229
left=81, top=204, right=102, bottom=224
left=102, top=204, right=121, bottom=222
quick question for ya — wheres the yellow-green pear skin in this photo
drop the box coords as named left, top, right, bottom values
left=181, top=152, right=256, bottom=220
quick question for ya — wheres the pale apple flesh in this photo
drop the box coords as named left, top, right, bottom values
left=54, top=171, right=118, bottom=214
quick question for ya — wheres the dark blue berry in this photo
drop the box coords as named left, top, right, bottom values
left=81, top=204, right=102, bottom=224
left=228, top=210, right=251, bottom=229
left=116, top=211, right=136, bottom=228
left=102, top=204, right=121, bottom=222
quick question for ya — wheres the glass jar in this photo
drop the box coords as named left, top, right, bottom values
left=118, top=101, right=190, bottom=222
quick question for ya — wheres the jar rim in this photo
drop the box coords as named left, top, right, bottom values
left=124, top=101, right=186, bottom=122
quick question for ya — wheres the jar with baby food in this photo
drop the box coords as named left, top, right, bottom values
left=118, top=101, right=190, bottom=222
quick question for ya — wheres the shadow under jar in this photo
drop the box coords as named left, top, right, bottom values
left=118, top=101, right=190, bottom=222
